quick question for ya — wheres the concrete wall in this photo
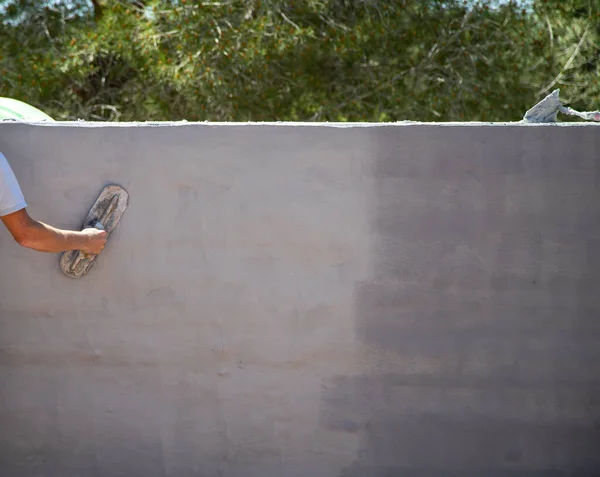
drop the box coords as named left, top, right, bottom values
left=0, top=122, right=599, bottom=477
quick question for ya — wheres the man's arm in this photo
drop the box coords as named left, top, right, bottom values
left=1, top=208, right=107, bottom=255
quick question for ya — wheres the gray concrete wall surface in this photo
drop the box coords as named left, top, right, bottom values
left=0, top=121, right=599, bottom=477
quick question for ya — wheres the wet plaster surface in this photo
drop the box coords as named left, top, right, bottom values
left=0, top=123, right=599, bottom=476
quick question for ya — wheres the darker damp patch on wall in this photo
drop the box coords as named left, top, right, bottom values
left=320, top=125, right=600, bottom=476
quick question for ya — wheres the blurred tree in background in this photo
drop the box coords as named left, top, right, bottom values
left=0, top=0, right=598, bottom=122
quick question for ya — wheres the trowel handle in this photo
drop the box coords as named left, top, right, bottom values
left=69, top=221, right=105, bottom=273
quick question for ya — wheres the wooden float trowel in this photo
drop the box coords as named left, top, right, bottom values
left=59, top=184, right=129, bottom=278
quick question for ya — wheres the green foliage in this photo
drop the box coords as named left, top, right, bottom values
left=0, top=0, right=598, bottom=121
left=530, top=0, right=599, bottom=118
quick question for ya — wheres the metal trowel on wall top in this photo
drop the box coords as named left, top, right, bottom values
left=522, top=89, right=600, bottom=123
left=59, top=184, right=129, bottom=278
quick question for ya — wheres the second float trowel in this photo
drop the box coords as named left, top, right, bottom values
left=59, top=184, right=129, bottom=278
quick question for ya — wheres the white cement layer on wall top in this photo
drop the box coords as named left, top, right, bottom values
left=2, top=119, right=600, bottom=128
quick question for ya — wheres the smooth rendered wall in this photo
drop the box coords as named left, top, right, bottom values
left=0, top=122, right=599, bottom=477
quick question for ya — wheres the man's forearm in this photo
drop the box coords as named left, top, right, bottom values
left=14, top=219, right=88, bottom=253
left=2, top=208, right=107, bottom=255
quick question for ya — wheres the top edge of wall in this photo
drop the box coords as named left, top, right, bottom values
left=1, top=120, right=599, bottom=128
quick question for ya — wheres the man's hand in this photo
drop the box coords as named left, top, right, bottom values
left=80, top=228, right=107, bottom=255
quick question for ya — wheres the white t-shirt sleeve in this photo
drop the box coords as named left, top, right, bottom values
left=0, top=151, right=27, bottom=217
